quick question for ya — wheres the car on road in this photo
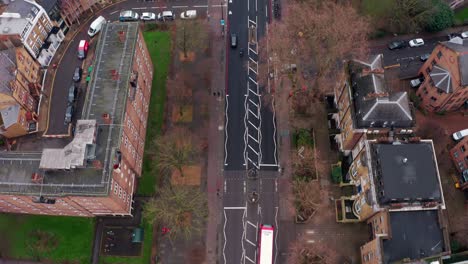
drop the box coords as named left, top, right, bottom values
left=158, top=11, right=175, bottom=21
left=409, top=38, right=424, bottom=47
left=68, top=85, right=77, bottom=104
left=77, top=40, right=89, bottom=60
left=180, top=10, right=197, bottom=19
left=73, top=67, right=82, bottom=82
left=88, top=16, right=106, bottom=37
left=64, top=105, right=74, bottom=124
left=230, top=33, right=237, bottom=48
left=461, top=31, right=468, bottom=39
left=388, top=40, right=406, bottom=50
left=453, top=129, right=468, bottom=141
left=420, top=53, right=430, bottom=62
left=141, top=12, right=156, bottom=21
left=119, top=10, right=139, bottom=22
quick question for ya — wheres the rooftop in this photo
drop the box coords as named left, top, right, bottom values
left=383, top=210, right=445, bottom=263
left=441, top=37, right=468, bottom=86
left=0, top=22, right=140, bottom=196
left=369, top=141, right=443, bottom=205
left=0, top=0, right=40, bottom=35
left=0, top=48, right=16, bottom=95
left=348, top=55, right=414, bottom=129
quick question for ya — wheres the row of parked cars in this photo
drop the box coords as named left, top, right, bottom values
left=119, top=10, right=197, bottom=22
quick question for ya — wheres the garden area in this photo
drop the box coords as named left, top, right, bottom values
left=0, top=214, right=94, bottom=263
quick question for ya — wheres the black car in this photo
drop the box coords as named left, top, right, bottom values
left=64, top=105, right=74, bottom=124
left=73, top=67, right=82, bottom=82
left=388, top=40, right=407, bottom=50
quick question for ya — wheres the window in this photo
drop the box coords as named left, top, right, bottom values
left=437, top=51, right=442, bottom=59
left=462, top=146, right=466, bottom=153
left=430, top=96, right=437, bottom=102
left=454, top=151, right=459, bottom=158
left=431, top=60, right=436, bottom=66
left=114, top=182, right=118, bottom=194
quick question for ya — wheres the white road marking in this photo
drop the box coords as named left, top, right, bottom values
left=259, top=163, right=278, bottom=167
left=110, top=10, right=118, bottom=15
left=249, top=76, right=258, bottom=85
left=224, top=207, right=247, bottom=210
left=172, top=5, right=188, bottom=8
left=131, top=7, right=147, bottom=10
left=245, top=255, right=255, bottom=263
left=246, top=239, right=256, bottom=246
left=193, top=5, right=208, bottom=7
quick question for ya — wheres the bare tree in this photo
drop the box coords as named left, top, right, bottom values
left=292, top=179, right=322, bottom=219
left=143, top=186, right=207, bottom=241
left=175, top=19, right=209, bottom=58
left=287, top=236, right=341, bottom=264
left=150, top=127, right=199, bottom=179
left=259, top=1, right=370, bottom=95
left=167, top=71, right=194, bottom=116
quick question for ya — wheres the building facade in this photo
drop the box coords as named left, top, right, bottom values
left=57, top=0, right=100, bottom=26
left=0, top=22, right=153, bottom=216
left=416, top=38, right=468, bottom=112
left=332, top=55, right=415, bottom=156
left=0, top=0, right=65, bottom=66
left=449, top=136, right=468, bottom=190
left=0, top=45, right=41, bottom=138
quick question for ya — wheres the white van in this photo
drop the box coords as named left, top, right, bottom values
left=88, top=16, right=106, bottom=37
left=180, top=10, right=197, bottom=19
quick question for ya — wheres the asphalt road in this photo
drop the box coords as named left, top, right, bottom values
left=45, top=0, right=210, bottom=135
left=222, top=0, right=279, bottom=262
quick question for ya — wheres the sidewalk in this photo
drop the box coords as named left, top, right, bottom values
left=205, top=0, right=226, bottom=263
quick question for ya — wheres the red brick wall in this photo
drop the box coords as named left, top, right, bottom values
left=450, top=136, right=468, bottom=173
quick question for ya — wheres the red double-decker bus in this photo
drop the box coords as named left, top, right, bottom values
left=258, top=224, right=274, bottom=264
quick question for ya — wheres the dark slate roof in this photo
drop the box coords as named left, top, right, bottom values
left=383, top=210, right=445, bottom=263
left=35, top=0, right=58, bottom=13
left=0, top=48, right=16, bottom=95
left=0, top=104, right=20, bottom=128
left=441, top=37, right=468, bottom=86
left=370, top=142, right=442, bottom=204
left=348, top=55, right=414, bottom=129
left=430, top=65, right=453, bottom=93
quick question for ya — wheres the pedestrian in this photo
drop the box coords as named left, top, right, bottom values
left=216, top=189, right=220, bottom=197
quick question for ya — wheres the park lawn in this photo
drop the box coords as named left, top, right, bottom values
left=455, top=7, right=468, bottom=23
left=0, top=214, right=94, bottom=263
left=360, top=0, right=394, bottom=17
left=137, top=30, right=171, bottom=196
left=99, top=220, right=153, bottom=264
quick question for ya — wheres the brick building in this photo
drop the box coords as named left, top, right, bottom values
left=0, top=0, right=65, bottom=66
left=0, top=22, right=153, bottom=216
left=56, top=0, right=100, bottom=27
left=334, top=139, right=450, bottom=263
left=449, top=136, right=468, bottom=190
left=416, top=38, right=468, bottom=112
left=332, top=55, right=415, bottom=156
left=0, top=45, right=41, bottom=138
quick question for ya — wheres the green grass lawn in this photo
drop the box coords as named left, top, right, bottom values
left=99, top=220, right=153, bottom=264
left=137, top=30, right=171, bottom=196
left=455, top=7, right=468, bottom=23
left=0, top=214, right=94, bottom=263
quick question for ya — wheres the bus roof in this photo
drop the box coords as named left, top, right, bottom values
left=259, top=226, right=274, bottom=264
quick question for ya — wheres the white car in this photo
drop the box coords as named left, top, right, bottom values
left=461, top=31, right=468, bottom=39
left=141, top=12, right=156, bottom=21
left=158, top=11, right=175, bottom=21
left=409, top=38, right=424, bottom=47
left=180, top=10, right=197, bottom=19
left=453, top=129, right=468, bottom=141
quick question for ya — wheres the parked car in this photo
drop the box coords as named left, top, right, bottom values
left=409, top=38, right=424, bottom=47
left=157, top=11, right=175, bottom=21
left=420, top=53, right=430, bottom=62
left=388, top=40, right=406, bottom=50
left=119, top=10, right=139, bottom=22
left=410, top=78, right=422, bottom=88
left=73, top=67, right=82, bottom=82
left=88, top=16, right=106, bottom=37
left=68, top=85, right=77, bottom=104
left=453, top=129, right=468, bottom=141
left=461, top=31, right=468, bottom=39
left=448, top=33, right=460, bottom=40
left=77, top=40, right=89, bottom=60
left=141, top=12, right=156, bottom=21
left=230, top=33, right=237, bottom=48
left=180, top=10, right=197, bottom=19
left=64, top=105, right=74, bottom=124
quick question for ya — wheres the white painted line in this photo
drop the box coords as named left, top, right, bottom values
left=248, top=47, right=257, bottom=55
left=150, top=6, right=168, bottom=9
left=248, top=108, right=259, bottom=119
left=243, top=180, right=246, bottom=193
left=248, top=88, right=260, bottom=96
left=246, top=239, right=256, bottom=247
left=248, top=133, right=259, bottom=143
left=265, top=5, right=267, bottom=17
left=212, top=4, right=227, bottom=7
left=245, top=255, right=256, bottom=264
left=131, top=7, right=147, bottom=10
left=248, top=99, right=259, bottom=108
left=224, top=179, right=227, bottom=192
left=224, top=206, right=247, bottom=210
left=110, top=10, right=118, bottom=15
left=248, top=145, right=259, bottom=156
left=247, top=221, right=257, bottom=228
left=275, top=178, right=278, bottom=192
left=172, top=5, right=188, bottom=8
left=249, top=19, right=257, bottom=25
left=306, top=230, right=316, bottom=234
left=193, top=5, right=208, bottom=7
left=249, top=67, right=257, bottom=74
left=249, top=57, right=257, bottom=64
left=249, top=76, right=258, bottom=85
left=247, top=0, right=249, bottom=11
left=259, top=163, right=278, bottom=166
left=223, top=210, right=227, bottom=264
left=248, top=120, right=258, bottom=130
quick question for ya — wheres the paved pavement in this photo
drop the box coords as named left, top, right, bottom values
left=222, top=0, right=279, bottom=262
left=43, top=0, right=212, bottom=136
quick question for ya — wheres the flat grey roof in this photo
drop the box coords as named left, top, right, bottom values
left=371, top=142, right=442, bottom=204
left=0, top=22, right=140, bottom=196
left=0, top=0, right=39, bottom=35
left=383, top=210, right=445, bottom=263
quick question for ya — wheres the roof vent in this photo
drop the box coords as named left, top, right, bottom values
left=402, top=157, right=408, bottom=164
left=2, top=27, right=10, bottom=33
